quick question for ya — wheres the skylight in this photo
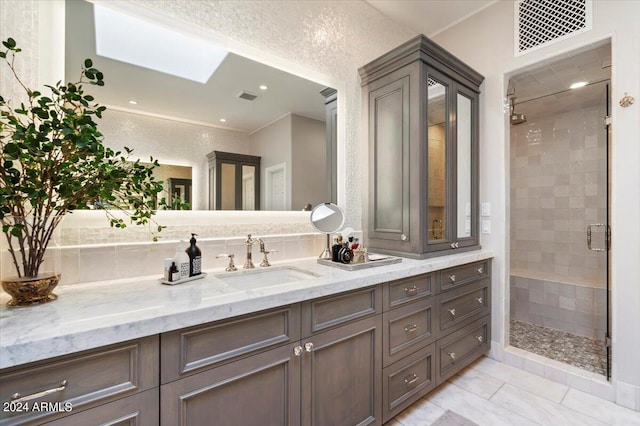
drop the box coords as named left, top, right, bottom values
left=93, top=4, right=228, bottom=84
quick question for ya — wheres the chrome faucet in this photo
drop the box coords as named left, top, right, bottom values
left=258, top=238, right=278, bottom=267
left=244, top=234, right=257, bottom=269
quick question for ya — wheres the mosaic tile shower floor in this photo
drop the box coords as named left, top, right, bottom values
left=510, top=320, right=607, bottom=376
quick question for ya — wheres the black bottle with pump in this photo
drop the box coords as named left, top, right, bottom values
left=186, top=233, right=202, bottom=276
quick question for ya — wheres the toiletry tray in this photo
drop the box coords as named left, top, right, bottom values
left=159, top=273, right=207, bottom=286
left=317, top=255, right=402, bottom=271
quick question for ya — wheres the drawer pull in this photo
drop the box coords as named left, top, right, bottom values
left=449, top=275, right=456, bottom=283
left=304, top=342, right=314, bottom=353
left=294, top=345, right=303, bottom=356
left=447, top=352, right=456, bottom=360
left=448, top=308, right=456, bottom=316
left=475, top=297, right=483, bottom=304
left=404, top=285, right=419, bottom=296
left=404, top=324, right=419, bottom=333
left=11, top=380, right=68, bottom=403
left=404, top=373, right=419, bottom=386
left=477, top=267, right=484, bottom=274
left=476, top=335, right=483, bottom=343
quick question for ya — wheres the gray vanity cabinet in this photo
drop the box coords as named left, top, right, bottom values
left=160, top=290, right=383, bottom=426
left=360, top=35, right=484, bottom=258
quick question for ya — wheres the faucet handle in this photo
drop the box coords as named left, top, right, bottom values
left=216, top=253, right=237, bottom=271
left=260, top=250, right=278, bottom=267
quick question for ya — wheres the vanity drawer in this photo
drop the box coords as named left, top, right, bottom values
left=0, top=336, right=159, bottom=426
left=384, top=273, right=434, bottom=310
left=161, top=304, right=301, bottom=383
left=383, top=298, right=436, bottom=366
left=382, top=344, right=435, bottom=423
left=436, top=316, right=490, bottom=384
left=302, top=286, right=381, bottom=336
left=437, top=279, right=490, bottom=337
left=438, top=260, right=490, bottom=293
left=42, top=388, right=159, bottom=426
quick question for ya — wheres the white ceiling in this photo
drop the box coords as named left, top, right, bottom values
left=366, top=0, right=498, bottom=37
left=65, top=1, right=328, bottom=133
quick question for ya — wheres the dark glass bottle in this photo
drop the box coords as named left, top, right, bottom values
left=186, top=233, right=202, bottom=276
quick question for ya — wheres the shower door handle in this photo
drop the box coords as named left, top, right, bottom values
left=587, top=223, right=610, bottom=252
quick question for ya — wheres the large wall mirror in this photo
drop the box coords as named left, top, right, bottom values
left=64, top=0, right=337, bottom=212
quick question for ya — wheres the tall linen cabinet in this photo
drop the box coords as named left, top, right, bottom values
left=360, top=35, right=484, bottom=259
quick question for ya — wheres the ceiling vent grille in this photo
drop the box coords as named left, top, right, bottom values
left=237, top=91, right=258, bottom=101
left=515, top=0, right=592, bottom=56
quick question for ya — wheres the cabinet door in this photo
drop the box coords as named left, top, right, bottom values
left=425, top=67, right=456, bottom=253
left=368, top=75, right=411, bottom=244
left=301, top=315, right=382, bottom=426
left=453, top=84, right=479, bottom=250
left=160, top=343, right=301, bottom=426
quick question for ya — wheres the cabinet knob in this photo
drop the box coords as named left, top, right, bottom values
left=404, top=324, right=419, bottom=333
left=475, top=297, right=483, bottom=304
left=294, top=346, right=303, bottom=356
left=477, top=267, right=483, bottom=274
left=476, top=335, right=483, bottom=343
left=404, top=285, right=419, bottom=296
left=448, top=308, right=456, bottom=316
left=304, top=342, right=314, bottom=353
left=404, top=373, right=419, bottom=386
left=447, top=352, right=456, bottom=360
left=450, top=243, right=456, bottom=249
left=449, top=275, right=456, bottom=283
left=401, top=234, right=408, bottom=241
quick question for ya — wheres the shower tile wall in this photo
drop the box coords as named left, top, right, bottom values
left=510, top=100, right=607, bottom=338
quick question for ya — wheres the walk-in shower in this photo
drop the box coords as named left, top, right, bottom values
left=508, top=41, right=612, bottom=377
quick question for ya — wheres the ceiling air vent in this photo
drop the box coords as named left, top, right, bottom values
left=515, top=0, right=592, bottom=56
left=237, top=91, right=258, bottom=101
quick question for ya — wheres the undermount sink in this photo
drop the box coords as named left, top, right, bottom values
left=214, top=266, right=321, bottom=290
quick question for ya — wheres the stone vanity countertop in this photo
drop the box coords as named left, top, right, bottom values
left=0, top=250, right=493, bottom=370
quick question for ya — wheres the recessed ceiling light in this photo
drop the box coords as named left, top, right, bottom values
left=219, top=118, right=226, bottom=123
left=570, top=81, right=588, bottom=89
left=259, top=85, right=268, bottom=90
left=128, top=100, right=138, bottom=105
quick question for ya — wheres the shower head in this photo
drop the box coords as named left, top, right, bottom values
left=509, top=97, right=527, bottom=125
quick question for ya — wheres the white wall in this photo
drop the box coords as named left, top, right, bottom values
left=251, top=114, right=293, bottom=209
left=432, top=0, right=640, bottom=409
left=291, top=114, right=327, bottom=210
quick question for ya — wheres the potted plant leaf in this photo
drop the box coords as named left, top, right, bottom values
left=0, top=38, right=164, bottom=306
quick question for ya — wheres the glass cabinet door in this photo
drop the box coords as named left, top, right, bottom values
left=426, top=68, right=479, bottom=252
left=426, top=69, right=452, bottom=249
left=455, top=85, right=478, bottom=248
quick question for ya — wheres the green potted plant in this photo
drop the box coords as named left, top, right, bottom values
left=0, top=38, right=164, bottom=306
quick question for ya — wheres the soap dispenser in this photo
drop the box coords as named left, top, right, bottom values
left=174, top=241, right=190, bottom=280
left=187, top=233, right=202, bottom=276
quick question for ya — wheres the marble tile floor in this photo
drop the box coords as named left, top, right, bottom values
left=389, top=356, right=640, bottom=426
left=510, top=319, right=607, bottom=376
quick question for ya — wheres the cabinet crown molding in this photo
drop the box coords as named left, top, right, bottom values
left=358, top=34, right=484, bottom=90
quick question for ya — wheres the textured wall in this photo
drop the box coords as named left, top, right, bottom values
left=99, top=109, right=253, bottom=210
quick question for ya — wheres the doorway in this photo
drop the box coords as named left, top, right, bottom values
left=507, top=41, right=612, bottom=378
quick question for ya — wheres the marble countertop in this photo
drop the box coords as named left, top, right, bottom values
left=0, top=250, right=493, bottom=370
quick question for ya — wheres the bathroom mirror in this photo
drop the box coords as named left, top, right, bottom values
left=65, top=0, right=336, bottom=211
left=310, top=203, right=345, bottom=259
